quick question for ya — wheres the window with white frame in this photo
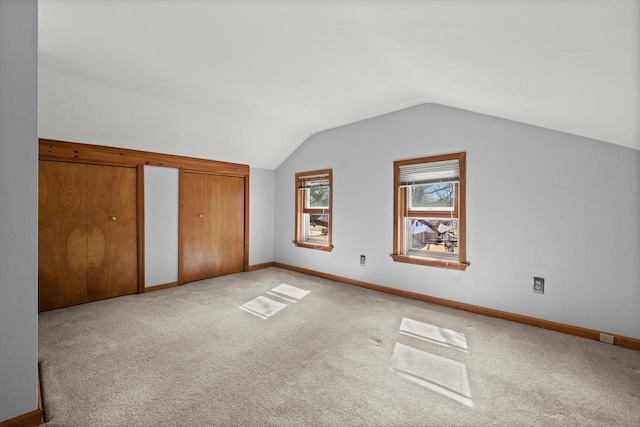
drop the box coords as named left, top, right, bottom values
left=294, top=169, right=332, bottom=251
left=392, top=152, right=467, bottom=270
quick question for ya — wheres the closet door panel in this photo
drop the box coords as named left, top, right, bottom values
left=182, top=172, right=215, bottom=282
left=211, top=175, right=245, bottom=276
left=182, top=173, right=245, bottom=283
left=38, top=161, right=88, bottom=311
left=86, top=165, right=137, bottom=301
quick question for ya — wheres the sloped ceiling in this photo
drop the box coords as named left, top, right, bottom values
left=38, top=0, right=639, bottom=169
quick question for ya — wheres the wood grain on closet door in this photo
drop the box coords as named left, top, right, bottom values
left=182, top=173, right=245, bottom=282
left=210, top=175, right=244, bottom=276
left=86, top=165, right=138, bottom=301
left=38, top=161, right=88, bottom=311
left=182, top=172, right=214, bottom=282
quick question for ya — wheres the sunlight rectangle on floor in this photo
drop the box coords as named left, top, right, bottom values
left=399, top=317, right=468, bottom=351
left=390, top=342, right=473, bottom=407
left=270, top=284, right=310, bottom=300
left=240, top=296, right=287, bottom=319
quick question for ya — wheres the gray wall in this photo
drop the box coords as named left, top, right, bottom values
left=249, top=168, right=275, bottom=266
left=144, top=166, right=179, bottom=287
left=274, top=103, right=640, bottom=340
left=0, top=0, right=39, bottom=421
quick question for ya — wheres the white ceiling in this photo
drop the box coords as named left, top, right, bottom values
left=38, top=0, right=640, bottom=169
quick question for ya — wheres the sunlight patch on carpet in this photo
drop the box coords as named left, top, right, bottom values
left=266, top=291, right=296, bottom=302
left=239, top=296, right=287, bottom=319
left=270, top=284, right=310, bottom=301
left=399, top=317, right=468, bottom=351
left=390, top=342, right=474, bottom=407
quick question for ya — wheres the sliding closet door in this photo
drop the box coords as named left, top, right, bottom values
left=86, top=165, right=138, bottom=302
left=38, top=161, right=88, bottom=311
left=211, top=174, right=245, bottom=276
left=182, top=173, right=245, bottom=283
left=182, top=172, right=213, bottom=282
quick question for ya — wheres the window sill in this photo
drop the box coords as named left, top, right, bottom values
left=390, top=254, right=468, bottom=271
left=293, top=241, right=333, bottom=252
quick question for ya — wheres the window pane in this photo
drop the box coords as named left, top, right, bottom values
left=306, top=186, right=330, bottom=209
left=304, top=214, right=330, bottom=244
left=407, top=218, right=459, bottom=256
left=409, top=183, right=454, bottom=210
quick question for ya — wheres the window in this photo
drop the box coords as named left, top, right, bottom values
left=392, top=152, right=467, bottom=270
left=294, top=169, right=332, bottom=251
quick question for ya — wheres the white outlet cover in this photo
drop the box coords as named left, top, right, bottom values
left=599, top=333, right=614, bottom=345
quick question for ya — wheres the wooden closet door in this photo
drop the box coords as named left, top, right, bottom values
left=38, top=161, right=88, bottom=311
left=211, top=175, right=245, bottom=276
left=182, top=172, right=213, bottom=282
left=86, top=165, right=138, bottom=302
left=182, top=173, right=245, bottom=283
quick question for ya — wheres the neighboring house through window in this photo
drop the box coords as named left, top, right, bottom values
left=392, top=152, right=467, bottom=270
left=294, top=169, right=332, bottom=251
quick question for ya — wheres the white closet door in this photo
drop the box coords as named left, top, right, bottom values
left=144, top=166, right=179, bottom=287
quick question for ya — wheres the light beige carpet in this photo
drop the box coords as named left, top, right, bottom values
left=38, top=268, right=640, bottom=426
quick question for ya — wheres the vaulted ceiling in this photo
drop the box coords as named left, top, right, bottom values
left=38, top=0, right=639, bottom=169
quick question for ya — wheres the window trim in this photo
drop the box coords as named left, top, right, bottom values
left=294, top=168, right=333, bottom=252
left=392, top=152, right=468, bottom=270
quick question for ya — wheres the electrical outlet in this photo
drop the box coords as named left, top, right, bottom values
left=533, top=277, right=544, bottom=294
left=360, top=255, right=366, bottom=266
left=599, top=333, right=614, bottom=345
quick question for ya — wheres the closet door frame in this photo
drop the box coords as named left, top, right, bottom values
left=39, top=139, right=250, bottom=296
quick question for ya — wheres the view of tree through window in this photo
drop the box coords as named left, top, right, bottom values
left=410, top=183, right=454, bottom=210
left=306, top=185, right=329, bottom=209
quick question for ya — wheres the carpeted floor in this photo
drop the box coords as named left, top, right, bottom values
left=38, top=267, right=640, bottom=426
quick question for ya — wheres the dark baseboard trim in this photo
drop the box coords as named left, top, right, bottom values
left=273, top=262, right=640, bottom=352
left=0, top=409, right=42, bottom=427
left=248, top=262, right=275, bottom=272
left=143, top=281, right=179, bottom=293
